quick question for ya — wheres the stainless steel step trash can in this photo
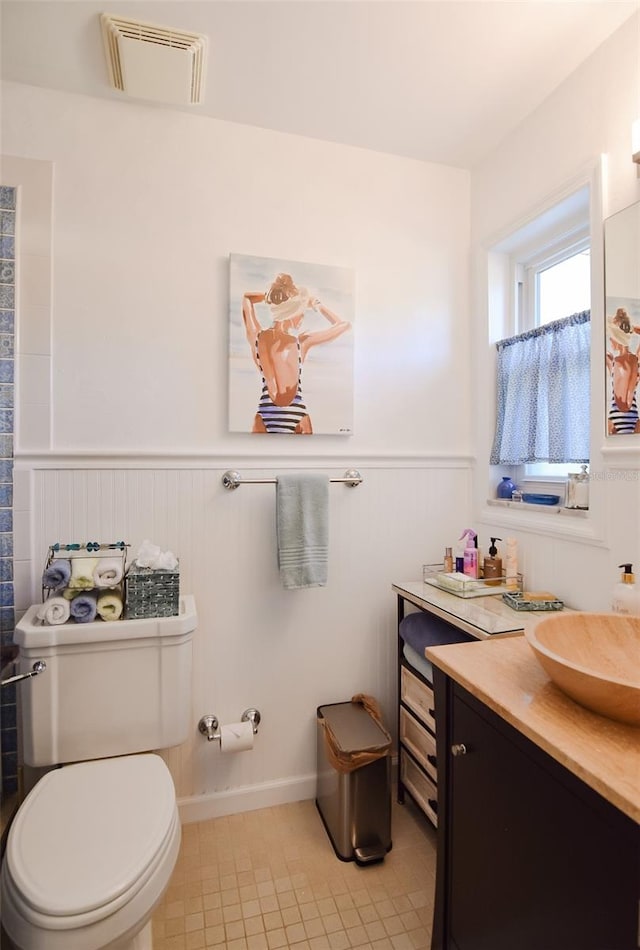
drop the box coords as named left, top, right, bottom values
left=316, top=700, right=392, bottom=864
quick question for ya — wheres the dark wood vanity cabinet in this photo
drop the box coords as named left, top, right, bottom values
left=431, top=669, right=640, bottom=950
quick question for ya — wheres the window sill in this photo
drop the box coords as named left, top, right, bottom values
left=486, top=498, right=588, bottom=517
left=480, top=498, right=604, bottom=546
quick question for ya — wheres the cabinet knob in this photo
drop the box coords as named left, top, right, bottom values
left=451, top=743, right=468, bottom=757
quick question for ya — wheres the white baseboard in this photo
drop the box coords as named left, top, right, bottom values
left=177, top=773, right=318, bottom=824
left=177, top=757, right=400, bottom=825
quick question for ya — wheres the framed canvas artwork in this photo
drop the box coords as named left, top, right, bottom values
left=604, top=200, right=640, bottom=436
left=228, top=253, right=355, bottom=435
left=606, top=296, right=640, bottom=435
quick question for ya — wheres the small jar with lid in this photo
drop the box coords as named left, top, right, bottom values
left=565, top=464, right=589, bottom=510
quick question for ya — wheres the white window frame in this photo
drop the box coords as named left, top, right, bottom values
left=479, top=159, right=606, bottom=547
left=519, top=230, right=590, bottom=335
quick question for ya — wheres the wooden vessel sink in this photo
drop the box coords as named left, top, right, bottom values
left=525, top=613, right=640, bottom=726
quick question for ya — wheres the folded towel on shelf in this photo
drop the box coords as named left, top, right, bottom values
left=37, top=596, right=71, bottom=626
left=93, top=557, right=124, bottom=589
left=399, top=612, right=473, bottom=654
left=70, top=593, right=97, bottom=623
left=67, top=557, right=99, bottom=590
left=96, top=590, right=123, bottom=621
left=276, top=473, right=329, bottom=590
left=42, top=559, right=71, bottom=592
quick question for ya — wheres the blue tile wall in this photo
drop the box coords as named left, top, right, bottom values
left=0, top=185, right=16, bottom=798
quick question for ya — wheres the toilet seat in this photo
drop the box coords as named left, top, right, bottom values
left=1, top=753, right=181, bottom=950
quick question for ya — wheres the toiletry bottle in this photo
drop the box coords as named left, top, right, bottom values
left=443, top=547, right=453, bottom=572
left=483, top=537, right=503, bottom=584
left=505, top=537, right=519, bottom=590
left=460, top=529, right=478, bottom=578
left=612, top=564, right=640, bottom=615
left=455, top=539, right=465, bottom=573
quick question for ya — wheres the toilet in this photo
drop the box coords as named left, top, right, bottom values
left=0, top=594, right=197, bottom=950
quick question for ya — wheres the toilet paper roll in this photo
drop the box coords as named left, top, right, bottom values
left=220, top=721, right=254, bottom=753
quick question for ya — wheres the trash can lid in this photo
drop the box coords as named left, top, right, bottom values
left=318, top=702, right=389, bottom=754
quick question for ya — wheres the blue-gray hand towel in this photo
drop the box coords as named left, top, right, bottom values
left=276, top=473, right=329, bottom=589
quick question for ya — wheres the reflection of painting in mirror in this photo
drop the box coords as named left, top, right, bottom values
left=228, top=254, right=354, bottom=435
left=604, top=202, right=640, bottom=435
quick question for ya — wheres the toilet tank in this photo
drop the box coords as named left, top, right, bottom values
left=14, top=594, right=197, bottom=767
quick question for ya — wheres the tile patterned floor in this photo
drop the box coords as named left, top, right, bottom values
left=151, top=797, right=437, bottom=950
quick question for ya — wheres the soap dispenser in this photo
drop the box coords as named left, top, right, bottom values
left=612, top=564, right=640, bottom=615
left=483, top=537, right=503, bottom=583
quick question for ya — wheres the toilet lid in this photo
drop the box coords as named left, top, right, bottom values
left=6, top=754, right=176, bottom=918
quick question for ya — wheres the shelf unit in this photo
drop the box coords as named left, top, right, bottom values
left=393, top=581, right=527, bottom=829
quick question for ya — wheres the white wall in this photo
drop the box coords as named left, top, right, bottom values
left=2, top=81, right=473, bottom=817
left=3, top=82, right=471, bottom=456
left=471, top=14, right=640, bottom=610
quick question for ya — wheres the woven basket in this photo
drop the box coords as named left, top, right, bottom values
left=125, top=564, right=179, bottom=619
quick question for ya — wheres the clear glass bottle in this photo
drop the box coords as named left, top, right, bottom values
left=565, top=464, right=589, bottom=509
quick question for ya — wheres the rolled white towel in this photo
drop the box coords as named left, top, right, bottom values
left=37, top=596, right=71, bottom=626
left=67, top=557, right=99, bottom=590
left=93, top=557, right=124, bottom=589
left=97, top=590, right=123, bottom=621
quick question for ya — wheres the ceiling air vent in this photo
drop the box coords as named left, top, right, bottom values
left=100, top=13, right=208, bottom=106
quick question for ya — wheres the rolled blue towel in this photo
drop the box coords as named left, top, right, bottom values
left=42, top=559, right=71, bottom=591
left=70, top=592, right=97, bottom=624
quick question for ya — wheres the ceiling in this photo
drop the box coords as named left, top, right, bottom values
left=1, top=1, right=638, bottom=168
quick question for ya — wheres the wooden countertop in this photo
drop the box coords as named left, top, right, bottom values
left=426, top=636, right=640, bottom=823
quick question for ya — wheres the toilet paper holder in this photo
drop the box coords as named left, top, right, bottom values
left=198, top=708, right=261, bottom=742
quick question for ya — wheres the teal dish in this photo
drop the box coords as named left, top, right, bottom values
left=522, top=493, right=560, bottom=505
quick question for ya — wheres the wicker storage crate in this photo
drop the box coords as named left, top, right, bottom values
left=125, top=563, right=179, bottom=619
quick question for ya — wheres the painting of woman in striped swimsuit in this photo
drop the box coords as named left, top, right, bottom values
left=606, top=306, right=640, bottom=435
left=241, top=273, right=351, bottom=434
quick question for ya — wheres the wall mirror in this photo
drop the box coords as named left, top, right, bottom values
left=604, top=199, right=640, bottom=436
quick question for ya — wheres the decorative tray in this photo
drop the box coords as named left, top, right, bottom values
left=502, top=591, right=564, bottom=611
left=423, top=565, right=522, bottom=599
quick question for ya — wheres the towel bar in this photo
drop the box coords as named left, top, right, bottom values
left=222, top=469, right=362, bottom=490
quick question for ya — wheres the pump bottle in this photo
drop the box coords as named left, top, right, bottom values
left=612, top=564, right=640, bottom=615
left=483, top=537, right=503, bottom=585
left=460, top=529, right=478, bottom=579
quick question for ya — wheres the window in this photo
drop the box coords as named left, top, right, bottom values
left=521, top=239, right=591, bottom=477
left=489, top=186, right=591, bottom=482
left=536, top=246, right=591, bottom=327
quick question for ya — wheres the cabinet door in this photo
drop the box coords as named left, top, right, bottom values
left=447, top=688, right=639, bottom=950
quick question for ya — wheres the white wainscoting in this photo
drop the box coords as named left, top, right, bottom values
left=16, top=455, right=471, bottom=820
